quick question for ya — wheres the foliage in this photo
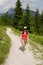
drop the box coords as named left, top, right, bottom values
left=34, top=9, right=40, bottom=34
left=40, top=11, right=43, bottom=35
left=0, top=26, right=11, bottom=65
left=13, top=0, right=23, bottom=29
left=23, top=5, right=31, bottom=32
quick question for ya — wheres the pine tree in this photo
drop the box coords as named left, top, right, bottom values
left=24, top=5, right=31, bottom=32
left=14, top=0, right=23, bottom=29
left=1, top=12, right=11, bottom=26
left=2, top=12, right=9, bottom=25
left=0, top=16, right=3, bottom=25
left=40, top=11, right=43, bottom=35
left=30, top=16, right=35, bottom=33
left=34, top=9, right=40, bottom=34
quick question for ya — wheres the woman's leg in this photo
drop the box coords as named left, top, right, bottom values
left=21, top=39, right=27, bottom=51
left=24, top=40, right=27, bottom=47
left=22, top=39, right=27, bottom=48
left=22, top=39, right=25, bottom=48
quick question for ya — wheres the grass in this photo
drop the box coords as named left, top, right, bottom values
left=0, top=26, right=11, bottom=65
left=29, top=34, right=43, bottom=65
left=29, top=34, right=43, bottom=45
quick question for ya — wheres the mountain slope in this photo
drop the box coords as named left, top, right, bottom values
left=0, top=7, right=35, bottom=17
left=8, top=7, right=35, bottom=17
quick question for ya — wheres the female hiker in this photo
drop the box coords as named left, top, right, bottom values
left=21, top=26, right=28, bottom=51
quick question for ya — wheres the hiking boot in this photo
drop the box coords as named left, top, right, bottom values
left=19, top=46, right=25, bottom=52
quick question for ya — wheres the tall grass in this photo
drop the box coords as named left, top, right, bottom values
left=29, top=34, right=43, bottom=45
left=0, top=26, right=11, bottom=65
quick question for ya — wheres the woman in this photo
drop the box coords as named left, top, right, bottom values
left=21, top=26, right=28, bottom=51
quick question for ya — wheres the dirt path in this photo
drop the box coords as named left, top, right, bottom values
left=4, top=28, right=36, bottom=65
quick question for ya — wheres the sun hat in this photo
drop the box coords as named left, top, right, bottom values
left=24, top=26, right=27, bottom=29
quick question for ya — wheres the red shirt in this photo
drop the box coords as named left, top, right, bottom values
left=21, top=31, right=28, bottom=40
